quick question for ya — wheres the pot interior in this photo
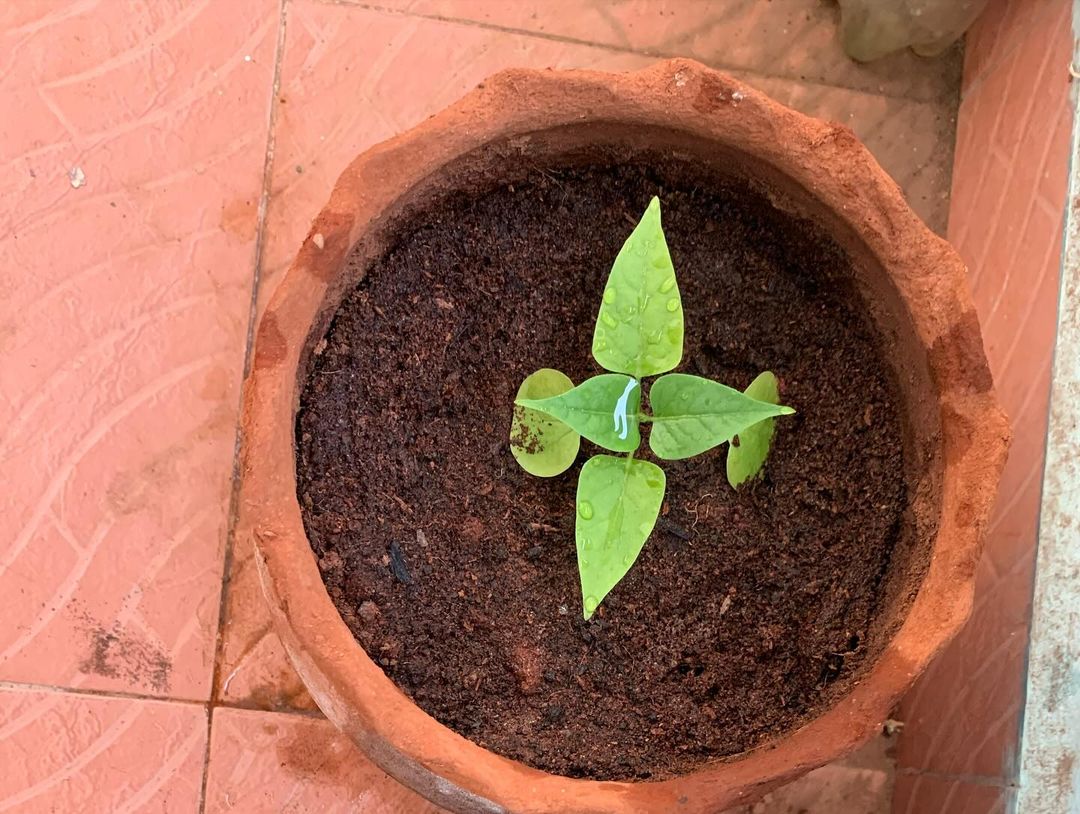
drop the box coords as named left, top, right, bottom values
left=292, top=123, right=943, bottom=781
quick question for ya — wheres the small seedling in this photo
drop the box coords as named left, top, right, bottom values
left=510, top=198, right=795, bottom=619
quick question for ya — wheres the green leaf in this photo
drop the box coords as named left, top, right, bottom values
left=509, top=369, right=580, bottom=477
left=575, top=454, right=665, bottom=619
left=591, top=197, right=683, bottom=379
left=648, top=373, right=795, bottom=460
left=517, top=374, right=641, bottom=453
left=727, top=371, right=785, bottom=488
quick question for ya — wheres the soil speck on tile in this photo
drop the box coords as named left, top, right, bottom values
left=276, top=726, right=366, bottom=796
left=76, top=614, right=171, bottom=693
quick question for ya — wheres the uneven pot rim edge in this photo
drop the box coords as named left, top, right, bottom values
left=242, top=58, right=1010, bottom=814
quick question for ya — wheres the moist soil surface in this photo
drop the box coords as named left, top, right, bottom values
left=296, top=158, right=909, bottom=780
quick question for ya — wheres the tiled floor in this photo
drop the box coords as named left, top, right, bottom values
left=893, top=2, right=1074, bottom=811
left=2, top=1, right=1040, bottom=811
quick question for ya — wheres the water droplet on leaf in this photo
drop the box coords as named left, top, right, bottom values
left=659, top=275, right=676, bottom=293
left=578, top=501, right=594, bottom=520
left=603, top=287, right=617, bottom=304
left=666, top=298, right=680, bottom=313
left=601, top=311, right=617, bottom=328
left=584, top=596, right=599, bottom=613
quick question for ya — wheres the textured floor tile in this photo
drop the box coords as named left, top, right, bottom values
left=203, top=707, right=444, bottom=812
left=892, top=772, right=1013, bottom=814
left=221, top=1, right=955, bottom=714
left=895, top=0, right=1072, bottom=788
left=1018, top=65, right=1080, bottom=813
left=215, top=520, right=316, bottom=711
left=369, top=0, right=961, bottom=101
left=737, top=75, right=955, bottom=235
left=0, top=0, right=276, bottom=698
left=725, top=736, right=895, bottom=813
left=255, top=3, right=650, bottom=311
left=961, top=0, right=1064, bottom=93
left=0, top=687, right=206, bottom=814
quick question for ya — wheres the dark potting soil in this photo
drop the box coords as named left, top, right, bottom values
left=295, top=158, right=912, bottom=780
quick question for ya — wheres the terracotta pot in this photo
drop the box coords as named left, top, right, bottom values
left=242, top=59, right=1009, bottom=813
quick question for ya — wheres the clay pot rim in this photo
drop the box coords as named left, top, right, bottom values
left=243, top=59, right=1009, bottom=814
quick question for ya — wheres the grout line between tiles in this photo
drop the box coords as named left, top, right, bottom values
left=212, top=699, right=327, bottom=719
left=896, top=767, right=1020, bottom=789
left=198, top=1, right=290, bottom=811
left=0, top=679, right=207, bottom=707
left=316, top=0, right=946, bottom=104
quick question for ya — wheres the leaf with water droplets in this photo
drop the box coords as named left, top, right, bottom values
left=727, top=371, right=786, bottom=488
left=509, top=369, right=580, bottom=477
left=576, top=454, right=665, bottom=619
left=517, top=373, right=641, bottom=453
left=648, top=373, right=794, bottom=460
left=591, top=197, right=683, bottom=378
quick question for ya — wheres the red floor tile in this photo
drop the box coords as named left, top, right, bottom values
left=215, top=519, right=316, bottom=711
left=892, top=772, right=1012, bottom=814
left=962, top=0, right=1064, bottom=93
left=725, top=737, right=894, bottom=813
left=203, top=707, right=444, bottom=813
left=894, top=0, right=1072, bottom=798
left=0, top=687, right=206, bottom=813
left=0, top=0, right=276, bottom=698
left=373, top=0, right=960, bottom=101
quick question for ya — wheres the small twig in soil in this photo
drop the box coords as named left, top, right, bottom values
left=527, top=522, right=561, bottom=533
left=533, top=165, right=566, bottom=191
left=718, top=591, right=734, bottom=617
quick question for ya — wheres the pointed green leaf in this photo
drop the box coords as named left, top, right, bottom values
left=517, top=374, right=641, bottom=453
left=648, top=373, right=795, bottom=460
left=727, top=371, right=785, bottom=488
left=576, top=454, right=665, bottom=619
left=509, top=369, right=580, bottom=477
left=592, top=197, right=683, bottom=379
